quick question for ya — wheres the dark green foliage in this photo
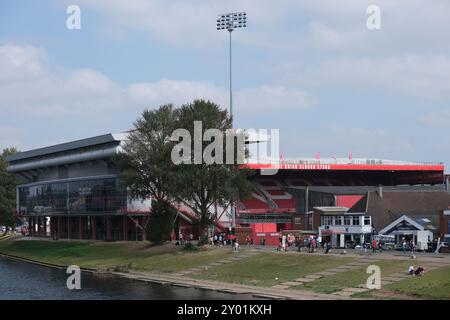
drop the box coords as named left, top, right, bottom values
left=146, top=200, right=176, bottom=244
left=182, top=242, right=198, bottom=252
left=173, top=100, right=254, bottom=237
left=115, top=104, right=178, bottom=203
left=115, top=100, right=254, bottom=246
left=0, top=148, right=19, bottom=228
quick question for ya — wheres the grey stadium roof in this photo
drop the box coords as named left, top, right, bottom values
left=5, top=133, right=122, bottom=163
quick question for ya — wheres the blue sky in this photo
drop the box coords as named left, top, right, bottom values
left=0, top=0, right=449, bottom=171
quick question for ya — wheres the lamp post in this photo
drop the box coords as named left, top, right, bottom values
left=216, top=12, right=247, bottom=230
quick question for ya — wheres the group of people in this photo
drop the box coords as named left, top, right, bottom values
left=275, top=234, right=332, bottom=254
left=211, top=233, right=239, bottom=250
left=402, top=238, right=417, bottom=255
left=408, top=265, right=425, bottom=276
left=177, top=232, right=194, bottom=245
left=277, top=233, right=296, bottom=252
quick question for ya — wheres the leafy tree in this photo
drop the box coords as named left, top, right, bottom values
left=115, top=105, right=178, bottom=243
left=0, top=148, right=19, bottom=230
left=173, top=100, right=254, bottom=243
left=146, top=200, right=177, bottom=244
left=115, top=101, right=254, bottom=245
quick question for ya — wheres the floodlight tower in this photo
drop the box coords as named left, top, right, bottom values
left=216, top=12, right=247, bottom=127
left=216, top=12, right=247, bottom=230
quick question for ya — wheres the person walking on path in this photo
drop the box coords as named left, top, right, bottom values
left=325, top=242, right=331, bottom=254
left=372, top=239, right=377, bottom=253
left=311, top=237, right=317, bottom=253
left=402, top=239, right=407, bottom=254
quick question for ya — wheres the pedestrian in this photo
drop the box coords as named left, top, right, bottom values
left=414, top=265, right=425, bottom=276
left=311, top=237, right=316, bottom=253
left=402, top=239, right=407, bottom=254
left=372, top=239, right=377, bottom=253
left=179, top=232, right=184, bottom=245
left=325, top=242, right=331, bottom=254
left=408, top=265, right=415, bottom=275
left=234, top=239, right=240, bottom=252
left=317, top=236, right=322, bottom=252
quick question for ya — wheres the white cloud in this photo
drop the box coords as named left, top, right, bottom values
left=63, top=0, right=450, bottom=53
left=288, top=54, right=450, bottom=100
left=0, top=44, right=314, bottom=120
left=0, top=45, right=47, bottom=83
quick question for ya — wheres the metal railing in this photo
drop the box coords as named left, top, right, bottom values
left=246, top=157, right=443, bottom=167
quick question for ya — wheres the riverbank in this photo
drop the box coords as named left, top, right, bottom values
left=1, top=237, right=449, bottom=300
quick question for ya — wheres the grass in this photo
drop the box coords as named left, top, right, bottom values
left=0, top=238, right=233, bottom=273
left=192, top=252, right=354, bottom=287
left=296, top=259, right=429, bottom=294
left=1, top=238, right=449, bottom=299
left=355, top=266, right=450, bottom=300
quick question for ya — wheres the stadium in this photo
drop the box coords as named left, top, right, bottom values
left=5, top=132, right=449, bottom=249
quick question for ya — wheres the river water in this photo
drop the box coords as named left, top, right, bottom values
left=0, top=257, right=257, bottom=300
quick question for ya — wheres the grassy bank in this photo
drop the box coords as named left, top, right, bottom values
left=192, top=253, right=354, bottom=287
left=296, top=259, right=426, bottom=294
left=354, top=266, right=450, bottom=300
left=0, top=238, right=233, bottom=273
left=1, top=238, right=449, bottom=299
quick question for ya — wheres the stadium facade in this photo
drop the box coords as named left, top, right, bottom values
left=5, top=133, right=449, bottom=246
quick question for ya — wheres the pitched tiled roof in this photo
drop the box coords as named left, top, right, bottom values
left=349, top=191, right=450, bottom=231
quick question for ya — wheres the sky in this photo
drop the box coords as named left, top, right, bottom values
left=0, top=0, right=449, bottom=171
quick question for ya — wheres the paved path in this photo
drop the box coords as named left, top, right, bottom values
left=271, top=258, right=370, bottom=290
left=169, top=248, right=450, bottom=298
left=112, top=269, right=352, bottom=300
left=171, top=249, right=262, bottom=277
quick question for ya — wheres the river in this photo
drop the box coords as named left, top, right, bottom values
left=0, top=257, right=258, bottom=300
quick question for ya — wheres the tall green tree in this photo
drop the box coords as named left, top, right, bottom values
left=116, top=104, right=178, bottom=202
left=173, top=100, right=253, bottom=243
left=116, top=100, right=253, bottom=245
left=0, top=148, right=19, bottom=229
left=115, top=104, right=178, bottom=242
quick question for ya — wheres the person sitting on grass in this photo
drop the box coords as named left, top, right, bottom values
left=414, top=265, right=425, bottom=276
left=408, top=265, right=415, bottom=275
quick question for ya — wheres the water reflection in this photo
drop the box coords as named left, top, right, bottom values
left=0, top=257, right=258, bottom=300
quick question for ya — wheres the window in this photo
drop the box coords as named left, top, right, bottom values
left=335, top=216, right=342, bottom=225
left=321, top=216, right=332, bottom=225
left=344, top=216, right=351, bottom=225
left=353, top=216, right=360, bottom=226
left=364, top=216, right=371, bottom=226
left=17, top=177, right=126, bottom=216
